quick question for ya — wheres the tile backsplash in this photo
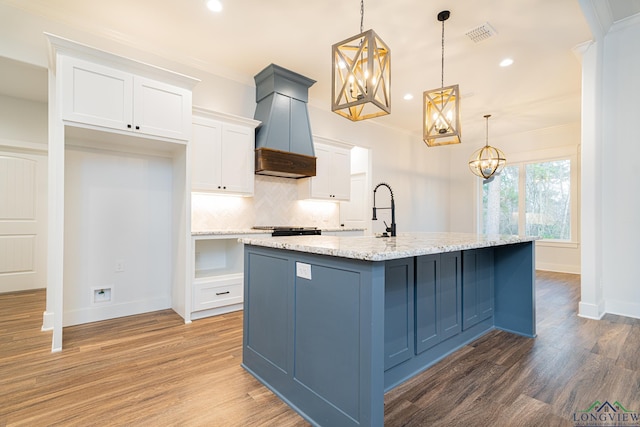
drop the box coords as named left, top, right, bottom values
left=192, top=175, right=340, bottom=231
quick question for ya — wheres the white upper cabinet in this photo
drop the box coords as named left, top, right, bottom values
left=191, top=109, right=260, bottom=196
left=60, top=56, right=191, bottom=141
left=299, top=138, right=352, bottom=201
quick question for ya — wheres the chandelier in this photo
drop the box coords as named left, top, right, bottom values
left=468, top=114, right=507, bottom=179
left=423, top=10, right=461, bottom=146
left=332, top=0, right=391, bottom=121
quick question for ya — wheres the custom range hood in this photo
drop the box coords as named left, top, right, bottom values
left=253, top=64, right=317, bottom=178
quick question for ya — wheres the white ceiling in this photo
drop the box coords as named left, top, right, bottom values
left=1, top=0, right=639, bottom=141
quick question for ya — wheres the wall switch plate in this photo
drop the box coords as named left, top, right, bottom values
left=115, top=260, right=125, bottom=272
left=296, top=262, right=312, bottom=280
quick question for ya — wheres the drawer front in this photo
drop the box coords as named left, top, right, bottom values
left=193, top=276, right=243, bottom=311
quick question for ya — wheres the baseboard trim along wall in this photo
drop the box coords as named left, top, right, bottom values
left=62, top=296, right=171, bottom=327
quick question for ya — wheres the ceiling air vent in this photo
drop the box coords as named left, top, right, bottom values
left=465, top=22, right=497, bottom=43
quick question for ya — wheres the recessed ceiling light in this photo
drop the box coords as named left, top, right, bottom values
left=207, top=0, right=223, bottom=12
left=403, top=94, right=414, bottom=101
left=500, top=58, right=514, bottom=67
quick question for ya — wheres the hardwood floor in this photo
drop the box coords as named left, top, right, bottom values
left=1, top=271, right=639, bottom=426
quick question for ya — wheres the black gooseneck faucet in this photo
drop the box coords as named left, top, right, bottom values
left=372, top=182, right=396, bottom=237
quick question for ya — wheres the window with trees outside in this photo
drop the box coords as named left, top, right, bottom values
left=481, top=151, right=577, bottom=243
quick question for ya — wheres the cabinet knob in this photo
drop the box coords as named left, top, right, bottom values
left=127, top=124, right=132, bottom=129
left=135, top=125, right=140, bottom=130
left=223, top=186, right=226, bottom=190
left=217, top=186, right=221, bottom=189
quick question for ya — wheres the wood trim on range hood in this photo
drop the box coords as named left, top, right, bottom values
left=255, top=147, right=316, bottom=179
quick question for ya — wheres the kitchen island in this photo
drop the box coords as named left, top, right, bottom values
left=240, top=232, right=536, bottom=427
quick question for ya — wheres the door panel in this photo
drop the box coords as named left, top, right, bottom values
left=0, top=152, right=47, bottom=292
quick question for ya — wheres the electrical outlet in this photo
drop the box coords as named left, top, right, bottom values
left=296, top=262, right=312, bottom=280
left=93, top=287, right=112, bottom=303
left=115, top=259, right=125, bottom=272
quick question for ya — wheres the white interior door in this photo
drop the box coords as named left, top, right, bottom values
left=0, top=150, right=47, bottom=292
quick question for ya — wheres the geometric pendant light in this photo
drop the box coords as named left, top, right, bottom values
left=332, top=0, right=391, bottom=121
left=423, top=10, right=461, bottom=146
left=468, top=114, right=507, bottom=179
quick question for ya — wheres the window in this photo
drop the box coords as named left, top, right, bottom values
left=481, top=150, right=577, bottom=243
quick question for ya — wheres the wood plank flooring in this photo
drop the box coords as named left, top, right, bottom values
left=1, top=271, right=639, bottom=426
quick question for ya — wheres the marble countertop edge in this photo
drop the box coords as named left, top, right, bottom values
left=238, top=232, right=539, bottom=261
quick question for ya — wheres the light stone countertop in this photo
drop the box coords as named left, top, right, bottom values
left=239, top=232, right=538, bottom=261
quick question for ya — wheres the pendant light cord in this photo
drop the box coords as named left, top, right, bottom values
left=441, top=18, right=445, bottom=89
left=485, top=114, right=491, bottom=147
left=360, top=0, right=364, bottom=33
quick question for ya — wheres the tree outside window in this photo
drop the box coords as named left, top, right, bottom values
left=482, top=159, right=571, bottom=241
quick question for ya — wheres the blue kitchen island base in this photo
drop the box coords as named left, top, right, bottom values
left=241, top=236, right=536, bottom=427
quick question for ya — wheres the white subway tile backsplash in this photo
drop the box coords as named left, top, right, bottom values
left=192, top=175, right=340, bottom=231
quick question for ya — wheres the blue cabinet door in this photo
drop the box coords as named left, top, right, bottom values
left=462, top=248, right=494, bottom=330
left=415, top=252, right=461, bottom=354
left=384, top=258, right=415, bottom=370
left=415, top=254, right=438, bottom=353
left=440, top=251, right=462, bottom=341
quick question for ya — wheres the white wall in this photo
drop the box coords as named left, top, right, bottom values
left=63, top=144, right=173, bottom=326
left=0, top=94, right=47, bottom=148
left=600, top=16, right=640, bottom=318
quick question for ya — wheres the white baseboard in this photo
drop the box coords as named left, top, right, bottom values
left=578, top=300, right=605, bottom=319
left=41, top=310, right=54, bottom=331
left=536, top=262, right=580, bottom=275
left=63, top=296, right=171, bottom=326
left=605, top=299, right=640, bottom=320
left=190, top=303, right=243, bottom=320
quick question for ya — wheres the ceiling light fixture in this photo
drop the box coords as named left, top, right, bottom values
left=206, top=0, right=222, bottom=12
left=469, top=114, right=506, bottom=179
left=499, top=58, right=514, bottom=67
left=403, top=94, right=414, bottom=100
left=331, top=0, right=391, bottom=121
left=423, top=10, right=461, bottom=147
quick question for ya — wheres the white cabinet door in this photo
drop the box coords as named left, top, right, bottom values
left=60, top=56, right=190, bottom=141
left=220, top=124, right=254, bottom=194
left=61, top=56, right=133, bottom=131
left=330, top=146, right=351, bottom=200
left=133, top=76, right=191, bottom=140
left=191, top=117, right=254, bottom=195
left=299, top=142, right=351, bottom=201
left=311, top=143, right=332, bottom=198
left=192, top=121, right=223, bottom=191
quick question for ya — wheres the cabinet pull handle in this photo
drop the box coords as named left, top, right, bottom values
left=216, top=291, right=230, bottom=296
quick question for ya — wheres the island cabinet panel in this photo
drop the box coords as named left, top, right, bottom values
left=245, top=252, right=290, bottom=372
left=384, top=258, right=415, bottom=370
left=415, top=252, right=462, bottom=354
left=462, top=248, right=495, bottom=330
left=294, top=264, right=362, bottom=421
left=439, top=252, right=463, bottom=340
left=242, top=246, right=385, bottom=427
